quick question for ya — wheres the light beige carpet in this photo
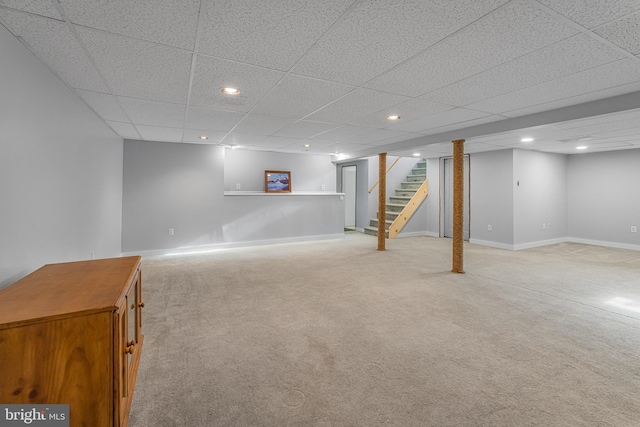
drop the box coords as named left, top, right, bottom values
left=128, top=234, right=640, bottom=426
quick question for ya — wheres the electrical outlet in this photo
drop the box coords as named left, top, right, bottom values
left=168, top=228, right=174, bottom=236
left=542, top=223, right=546, bottom=230
left=236, top=183, right=241, bottom=190
left=632, top=226, right=637, bottom=233
left=321, top=184, right=326, bottom=190
left=548, top=222, right=551, bottom=229
left=487, top=225, right=492, bottom=231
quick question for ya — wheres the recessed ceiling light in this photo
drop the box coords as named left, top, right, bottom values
left=303, top=144, right=310, bottom=148
left=413, top=153, right=420, bottom=157
left=521, top=137, right=534, bottom=142
left=386, top=115, right=400, bottom=121
left=230, top=145, right=238, bottom=149
left=220, top=87, right=240, bottom=95
left=576, top=146, right=588, bottom=150
left=199, top=135, right=208, bottom=140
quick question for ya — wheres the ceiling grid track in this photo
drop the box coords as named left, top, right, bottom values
left=48, top=0, right=143, bottom=140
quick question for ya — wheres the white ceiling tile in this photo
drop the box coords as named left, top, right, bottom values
left=118, top=97, right=185, bottom=128
left=77, top=27, right=192, bottom=103
left=349, top=98, right=454, bottom=129
left=365, top=0, right=579, bottom=96
left=291, top=0, right=509, bottom=85
left=136, top=125, right=183, bottom=142
left=468, top=59, right=640, bottom=114
left=583, top=124, right=640, bottom=140
left=555, top=108, right=640, bottom=129
left=548, top=141, right=635, bottom=153
left=76, top=89, right=129, bottom=122
left=302, top=142, right=375, bottom=155
left=305, top=88, right=409, bottom=123
left=537, top=0, right=640, bottom=29
left=249, top=135, right=298, bottom=149
left=0, top=1, right=62, bottom=19
left=185, top=106, right=245, bottom=132
left=59, top=0, right=199, bottom=49
left=198, top=0, right=354, bottom=71
left=594, top=11, right=640, bottom=55
left=424, top=34, right=625, bottom=107
left=559, top=117, right=640, bottom=136
left=583, top=144, right=638, bottom=152
left=422, top=142, right=454, bottom=151
left=0, top=9, right=108, bottom=91
left=189, top=55, right=284, bottom=113
left=251, top=74, right=354, bottom=119
left=309, top=125, right=378, bottom=143
left=389, top=108, right=492, bottom=133
left=348, top=129, right=414, bottom=145
left=222, top=133, right=267, bottom=147
left=106, top=121, right=139, bottom=139
left=585, top=136, right=640, bottom=144
left=233, top=114, right=297, bottom=136
left=369, top=132, right=426, bottom=146
left=464, top=142, right=503, bottom=153
left=4, top=0, right=640, bottom=158
left=182, top=129, right=227, bottom=144
left=274, top=121, right=339, bottom=139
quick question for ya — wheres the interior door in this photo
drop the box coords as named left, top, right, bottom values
left=342, top=165, right=357, bottom=231
left=442, top=156, right=470, bottom=240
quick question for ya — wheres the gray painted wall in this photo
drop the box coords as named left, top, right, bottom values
left=122, top=142, right=344, bottom=254
left=0, top=25, right=123, bottom=288
left=513, top=149, right=567, bottom=247
left=224, top=149, right=335, bottom=192
left=568, top=148, right=640, bottom=248
left=222, top=194, right=344, bottom=244
left=122, top=140, right=225, bottom=253
left=469, top=149, right=514, bottom=247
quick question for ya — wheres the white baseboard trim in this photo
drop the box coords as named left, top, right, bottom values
left=566, top=237, right=640, bottom=252
left=468, top=238, right=514, bottom=250
left=469, top=237, right=640, bottom=252
left=122, top=234, right=346, bottom=257
left=396, top=231, right=429, bottom=238
left=424, top=231, right=440, bottom=238
left=513, top=238, right=568, bottom=251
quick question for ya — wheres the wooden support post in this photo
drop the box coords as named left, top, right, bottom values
left=452, top=140, right=465, bottom=273
left=377, top=153, right=387, bottom=251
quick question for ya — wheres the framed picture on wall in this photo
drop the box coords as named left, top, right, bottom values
left=265, top=170, right=291, bottom=193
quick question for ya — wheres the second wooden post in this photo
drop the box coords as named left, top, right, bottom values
left=378, top=152, right=387, bottom=251
left=452, top=140, right=465, bottom=273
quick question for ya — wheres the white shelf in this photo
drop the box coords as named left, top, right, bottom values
left=224, top=191, right=344, bottom=196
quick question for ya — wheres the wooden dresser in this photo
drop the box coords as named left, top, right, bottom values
left=0, top=256, right=144, bottom=427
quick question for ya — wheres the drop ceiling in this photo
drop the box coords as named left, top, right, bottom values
left=2, top=0, right=640, bottom=159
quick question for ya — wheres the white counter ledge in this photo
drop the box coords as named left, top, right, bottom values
left=224, top=191, right=345, bottom=196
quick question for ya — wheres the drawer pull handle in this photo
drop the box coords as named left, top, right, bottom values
left=138, top=302, right=145, bottom=308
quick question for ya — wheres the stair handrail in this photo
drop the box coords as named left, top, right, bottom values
left=368, top=157, right=401, bottom=193
left=388, top=179, right=429, bottom=239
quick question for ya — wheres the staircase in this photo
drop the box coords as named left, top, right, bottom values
left=364, top=159, right=427, bottom=238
